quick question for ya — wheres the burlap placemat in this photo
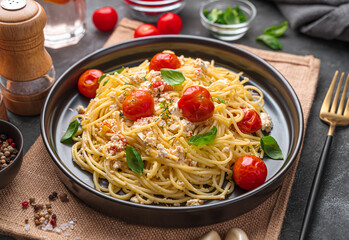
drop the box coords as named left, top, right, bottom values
left=0, top=18, right=320, bottom=240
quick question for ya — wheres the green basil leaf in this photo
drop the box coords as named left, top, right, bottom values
left=120, top=111, right=125, bottom=118
left=103, top=79, right=109, bottom=86
left=261, top=136, right=283, bottom=160
left=205, top=8, right=219, bottom=22
left=160, top=69, right=185, bottom=85
left=124, top=82, right=133, bottom=85
left=98, top=66, right=125, bottom=84
left=189, top=126, right=217, bottom=146
left=215, top=97, right=225, bottom=104
left=224, top=7, right=239, bottom=24
left=256, top=34, right=282, bottom=50
left=264, top=21, right=288, bottom=37
left=234, top=6, right=247, bottom=23
left=60, top=120, right=79, bottom=143
left=126, top=145, right=143, bottom=175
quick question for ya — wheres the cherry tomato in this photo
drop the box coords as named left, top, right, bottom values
left=178, top=86, right=215, bottom=122
left=157, top=12, right=183, bottom=34
left=78, top=69, right=103, bottom=98
left=92, top=7, right=118, bottom=32
left=233, top=155, right=267, bottom=191
left=122, top=90, right=155, bottom=121
left=150, top=80, right=173, bottom=92
left=134, top=24, right=160, bottom=38
left=149, top=52, right=181, bottom=72
left=237, top=109, right=262, bottom=134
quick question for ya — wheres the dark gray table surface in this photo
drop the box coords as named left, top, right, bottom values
left=2, top=0, right=349, bottom=239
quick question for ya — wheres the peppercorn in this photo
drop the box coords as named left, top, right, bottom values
left=48, top=194, right=55, bottom=201
left=52, top=191, right=58, bottom=197
left=59, top=193, right=69, bottom=202
left=0, top=134, right=7, bottom=141
left=29, top=197, right=35, bottom=204
left=34, top=213, right=40, bottom=219
left=24, top=218, right=29, bottom=224
left=34, top=219, right=40, bottom=225
left=33, top=204, right=40, bottom=212
left=45, top=214, right=50, bottom=219
left=50, top=218, right=56, bottom=226
left=47, top=209, right=52, bottom=214
left=52, top=214, right=56, bottom=219
left=46, top=203, right=52, bottom=209
left=22, top=201, right=29, bottom=208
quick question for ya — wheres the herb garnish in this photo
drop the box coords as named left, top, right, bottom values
left=189, top=126, right=217, bottom=146
left=126, top=145, right=143, bottom=175
left=160, top=69, right=185, bottom=85
left=203, top=6, right=247, bottom=25
left=159, top=101, right=172, bottom=119
left=256, top=21, right=288, bottom=50
left=124, top=82, right=133, bottom=85
left=119, top=111, right=125, bottom=118
left=60, top=119, right=79, bottom=143
left=260, top=136, right=283, bottom=160
left=214, top=97, right=225, bottom=104
left=98, top=66, right=125, bottom=84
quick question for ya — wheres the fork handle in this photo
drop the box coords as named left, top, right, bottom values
left=299, top=135, right=333, bottom=240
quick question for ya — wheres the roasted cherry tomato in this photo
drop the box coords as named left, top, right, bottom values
left=237, top=109, right=262, bottom=134
left=233, top=155, right=267, bottom=191
left=157, top=12, right=183, bottom=34
left=92, top=7, right=118, bottom=32
left=134, top=24, right=160, bottom=38
left=178, top=86, right=214, bottom=122
left=149, top=52, right=181, bottom=71
left=150, top=80, right=173, bottom=92
left=122, top=90, right=155, bottom=121
left=78, top=69, right=103, bottom=98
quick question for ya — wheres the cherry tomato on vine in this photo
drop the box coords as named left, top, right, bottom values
left=157, top=12, right=183, bottom=34
left=78, top=69, right=103, bottom=98
left=134, top=24, right=160, bottom=38
left=149, top=52, right=181, bottom=71
left=178, top=86, right=215, bottom=122
left=150, top=80, right=173, bottom=92
left=237, top=109, right=262, bottom=134
left=92, top=7, right=118, bottom=32
left=232, top=155, right=267, bottom=191
left=122, top=90, right=155, bottom=121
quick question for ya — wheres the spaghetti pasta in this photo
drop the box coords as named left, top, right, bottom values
left=70, top=51, right=271, bottom=206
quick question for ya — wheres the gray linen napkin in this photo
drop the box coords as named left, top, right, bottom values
left=272, top=0, right=349, bottom=41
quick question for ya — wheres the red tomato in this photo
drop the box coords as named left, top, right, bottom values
left=150, top=80, right=173, bottom=92
left=237, top=109, right=262, bottom=134
left=178, top=86, right=214, bottom=122
left=78, top=69, right=103, bottom=98
left=122, top=90, right=155, bottom=121
left=134, top=24, right=160, bottom=38
left=233, top=155, right=267, bottom=191
left=157, top=12, right=183, bottom=34
left=149, top=52, right=181, bottom=71
left=92, top=7, right=118, bottom=32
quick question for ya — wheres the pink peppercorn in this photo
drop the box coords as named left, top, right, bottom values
left=10, top=143, right=15, bottom=147
left=7, top=139, right=13, bottom=144
left=22, top=201, right=29, bottom=208
left=50, top=218, right=56, bottom=226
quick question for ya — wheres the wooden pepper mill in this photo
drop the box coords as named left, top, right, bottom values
left=0, top=0, right=56, bottom=116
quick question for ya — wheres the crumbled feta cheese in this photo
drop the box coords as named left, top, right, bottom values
left=129, top=70, right=147, bottom=83
left=169, top=123, right=180, bottom=131
left=222, top=147, right=230, bottom=153
left=193, top=58, right=209, bottom=73
left=260, top=112, right=273, bottom=132
left=171, top=145, right=185, bottom=160
left=118, top=94, right=125, bottom=103
left=112, top=161, right=123, bottom=169
left=76, top=105, right=85, bottom=114
left=181, top=119, right=196, bottom=136
left=157, top=144, right=168, bottom=158
left=186, top=199, right=204, bottom=206
left=148, top=70, right=161, bottom=79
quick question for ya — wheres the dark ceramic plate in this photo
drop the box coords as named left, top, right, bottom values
left=41, top=36, right=303, bottom=227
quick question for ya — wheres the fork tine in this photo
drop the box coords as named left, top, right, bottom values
left=321, top=71, right=338, bottom=113
left=330, top=72, right=344, bottom=113
left=338, top=73, right=349, bottom=115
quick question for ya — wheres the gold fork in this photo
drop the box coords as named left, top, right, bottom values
left=299, top=71, right=349, bottom=240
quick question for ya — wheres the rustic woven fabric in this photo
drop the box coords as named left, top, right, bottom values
left=0, top=18, right=320, bottom=240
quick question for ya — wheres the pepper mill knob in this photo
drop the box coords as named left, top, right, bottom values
left=0, top=0, right=53, bottom=81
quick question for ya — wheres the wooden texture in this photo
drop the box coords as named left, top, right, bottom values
left=0, top=94, right=7, bottom=121
left=0, top=0, right=53, bottom=82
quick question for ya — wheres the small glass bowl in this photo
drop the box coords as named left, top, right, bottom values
left=200, top=0, right=256, bottom=41
left=124, top=0, right=186, bottom=23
